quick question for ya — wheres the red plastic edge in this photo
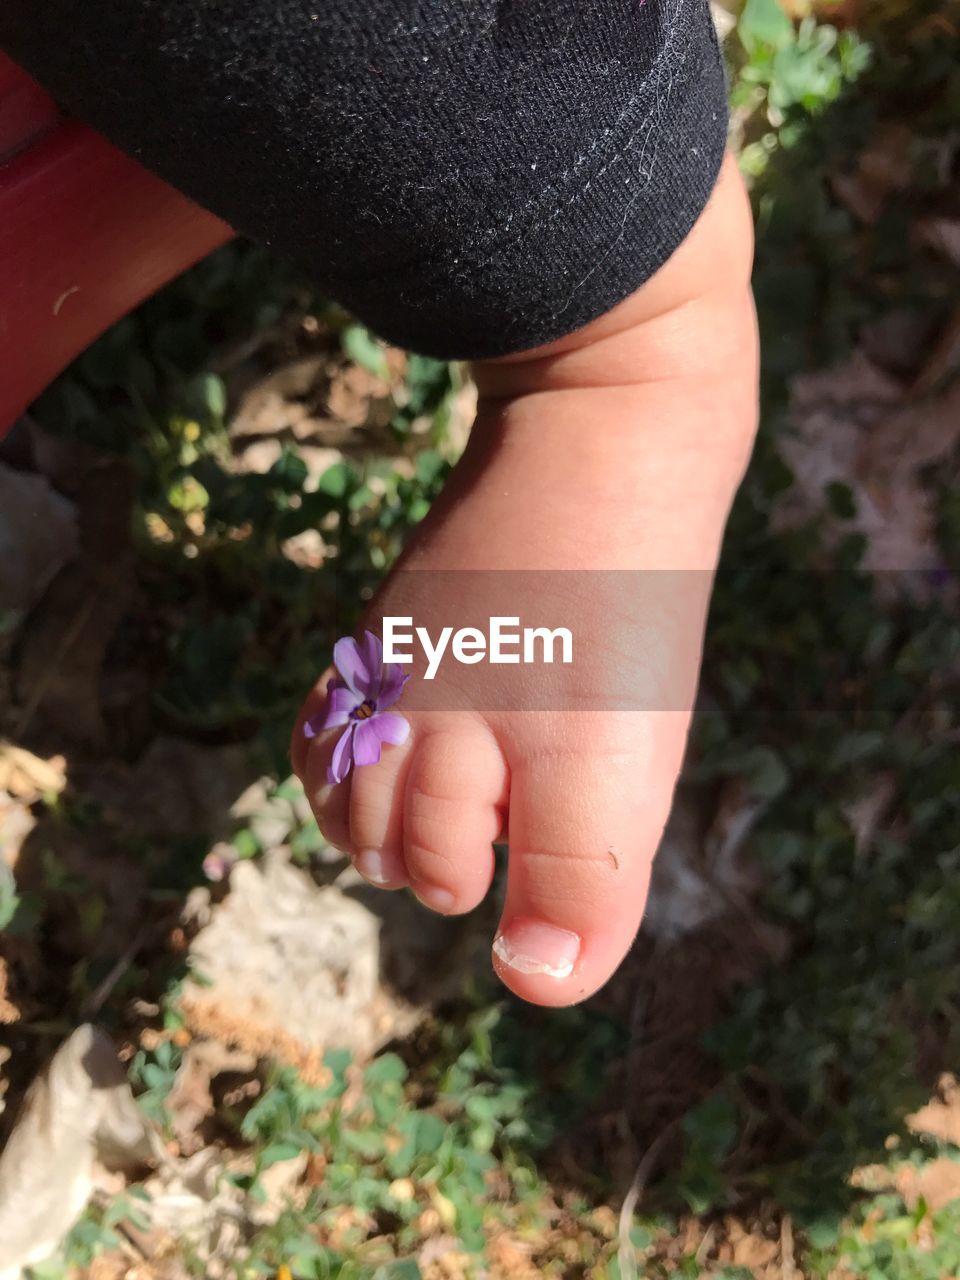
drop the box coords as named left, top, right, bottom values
left=0, top=57, right=233, bottom=438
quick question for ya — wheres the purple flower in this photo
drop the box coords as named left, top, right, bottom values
left=203, top=843, right=238, bottom=882
left=304, top=630, right=410, bottom=784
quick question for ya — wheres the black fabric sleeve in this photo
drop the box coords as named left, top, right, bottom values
left=0, top=1, right=727, bottom=360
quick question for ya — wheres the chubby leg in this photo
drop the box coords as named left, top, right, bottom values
left=295, top=154, right=758, bottom=1006
left=0, top=54, right=229, bottom=437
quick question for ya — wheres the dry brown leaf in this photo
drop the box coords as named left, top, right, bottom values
left=866, top=377, right=960, bottom=480
left=897, top=1157, right=960, bottom=1212
left=0, top=743, right=66, bottom=805
left=861, top=308, right=936, bottom=381
left=731, top=1230, right=779, bottom=1268
left=0, top=958, right=20, bottom=1026
left=913, top=302, right=960, bottom=394
left=246, top=1152, right=308, bottom=1227
left=783, top=349, right=903, bottom=527
left=325, top=359, right=395, bottom=428
left=0, top=460, right=77, bottom=619
left=908, top=1074, right=960, bottom=1146
left=228, top=343, right=403, bottom=450
left=85, top=736, right=264, bottom=846
left=88, top=1257, right=137, bottom=1280
left=14, top=459, right=138, bottom=746
left=0, top=1025, right=158, bottom=1278
left=166, top=1040, right=256, bottom=1155
left=419, top=1235, right=472, bottom=1280
left=0, top=790, right=37, bottom=872
left=850, top=1162, right=897, bottom=1192
left=830, top=126, right=914, bottom=225
left=135, top=1147, right=245, bottom=1264
left=781, top=0, right=859, bottom=20
left=783, top=349, right=960, bottom=574
left=918, top=216, right=960, bottom=268
left=843, top=773, right=898, bottom=857
left=486, top=1233, right=541, bottom=1280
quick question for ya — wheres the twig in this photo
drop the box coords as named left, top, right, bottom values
left=781, top=1212, right=796, bottom=1280
left=15, top=589, right=99, bottom=738
left=617, top=1122, right=677, bottom=1280
left=740, top=1066, right=818, bottom=1146
left=80, top=924, right=148, bottom=1018
left=695, top=1222, right=717, bottom=1267
left=89, top=1187, right=148, bottom=1262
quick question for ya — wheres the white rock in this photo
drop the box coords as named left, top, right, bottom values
left=181, top=850, right=490, bottom=1063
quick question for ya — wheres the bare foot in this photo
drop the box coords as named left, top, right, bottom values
left=292, top=155, right=758, bottom=1006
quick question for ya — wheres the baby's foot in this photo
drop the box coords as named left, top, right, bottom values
left=292, top=156, right=758, bottom=1006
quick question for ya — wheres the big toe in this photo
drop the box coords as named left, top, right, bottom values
left=494, top=713, right=688, bottom=1006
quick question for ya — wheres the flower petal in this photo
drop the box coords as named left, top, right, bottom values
left=333, top=636, right=373, bottom=699
left=360, top=630, right=384, bottom=697
left=377, top=665, right=410, bottom=711
left=327, top=724, right=356, bottom=785
left=319, top=680, right=357, bottom=730
left=370, top=711, right=410, bottom=747
left=353, top=718, right=385, bottom=768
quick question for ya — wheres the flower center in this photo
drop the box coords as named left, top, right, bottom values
left=354, top=701, right=376, bottom=720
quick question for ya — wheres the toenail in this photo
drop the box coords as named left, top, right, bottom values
left=355, top=848, right=403, bottom=886
left=493, top=920, right=581, bottom=980
left=415, top=883, right=457, bottom=914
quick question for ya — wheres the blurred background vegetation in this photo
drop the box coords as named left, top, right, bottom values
left=1, top=0, right=959, bottom=1276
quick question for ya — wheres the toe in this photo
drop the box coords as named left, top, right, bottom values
left=402, top=723, right=508, bottom=915
left=349, top=732, right=415, bottom=889
left=303, top=727, right=353, bottom=854
left=290, top=668, right=332, bottom=782
left=494, top=715, right=687, bottom=1006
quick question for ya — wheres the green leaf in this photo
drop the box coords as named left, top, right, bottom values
left=0, top=866, right=20, bottom=931
left=803, top=1215, right=842, bottom=1249
left=200, top=372, right=227, bottom=419
left=324, top=1046, right=353, bottom=1082
left=365, top=1052, right=408, bottom=1087
left=259, top=1140, right=303, bottom=1168
left=233, top=828, right=260, bottom=859
left=826, top=480, right=857, bottom=519
left=274, top=778, right=305, bottom=802
left=414, top=450, right=445, bottom=486
left=465, top=1094, right=501, bottom=1124
left=167, top=475, right=209, bottom=514
left=347, top=482, right=375, bottom=512
left=35, top=377, right=99, bottom=431
left=739, top=0, right=794, bottom=52
left=414, top=1111, right=446, bottom=1157
left=682, top=1092, right=738, bottom=1162
left=317, top=461, right=354, bottom=499
left=269, top=447, right=310, bottom=493
left=342, top=324, right=390, bottom=378
left=343, top=1128, right=385, bottom=1158
left=27, top=1260, right=68, bottom=1280
left=373, top=1260, right=423, bottom=1279
left=721, top=745, right=790, bottom=799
